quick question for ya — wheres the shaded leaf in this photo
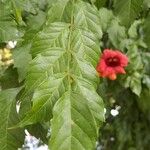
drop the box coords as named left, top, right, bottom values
left=143, top=0, right=150, bottom=9
left=138, top=88, right=150, bottom=113
left=94, top=0, right=107, bottom=9
left=99, top=8, right=114, bottom=32
left=27, top=123, right=49, bottom=144
left=107, top=19, right=127, bottom=49
left=128, top=20, right=142, bottom=39
left=13, top=44, right=32, bottom=81
left=114, top=0, right=144, bottom=26
left=143, top=15, right=150, bottom=48
left=0, top=2, right=19, bottom=42
left=126, top=44, right=143, bottom=71
left=13, top=11, right=46, bottom=81
left=0, top=88, right=25, bottom=150
left=0, top=66, right=19, bottom=89
left=130, top=72, right=142, bottom=96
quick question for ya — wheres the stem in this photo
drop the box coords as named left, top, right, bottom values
left=67, top=0, right=75, bottom=89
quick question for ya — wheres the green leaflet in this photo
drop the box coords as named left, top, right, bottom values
left=143, top=15, right=150, bottom=48
left=0, top=66, right=19, bottom=89
left=19, top=73, right=68, bottom=125
left=121, top=44, right=143, bottom=96
left=138, top=88, right=150, bottom=114
left=128, top=20, right=142, bottom=39
left=114, top=0, right=144, bottom=27
left=50, top=91, right=98, bottom=150
left=47, top=0, right=71, bottom=24
left=13, top=0, right=48, bottom=14
left=99, top=8, right=114, bottom=32
left=0, top=0, right=47, bottom=43
left=27, top=123, right=49, bottom=144
left=94, top=0, right=107, bottom=9
left=129, top=72, right=142, bottom=96
left=0, top=2, right=19, bottom=42
left=13, top=44, right=32, bottom=82
left=0, top=88, right=25, bottom=150
left=74, top=1, right=103, bottom=39
left=143, top=0, right=150, bottom=9
left=142, top=52, right=150, bottom=89
left=17, top=1, right=104, bottom=150
left=31, top=23, right=70, bottom=57
left=107, top=19, right=127, bottom=49
left=12, top=10, right=46, bottom=82
left=126, top=44, right=143, bottom=71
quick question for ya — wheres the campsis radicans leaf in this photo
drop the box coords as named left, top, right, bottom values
left=96, top=49, right=128, bottom=80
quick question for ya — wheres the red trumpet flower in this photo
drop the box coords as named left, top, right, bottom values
left=96, top=49, right=128, bottom=80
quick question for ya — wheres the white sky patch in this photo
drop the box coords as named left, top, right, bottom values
left=110, top=109, right=119, bottom=116
left=16, top=102, right=21, bottom=113
left=6, top=41, right=17, bottom=49
left=22, top=130, right=49, bottom=150
left=36, top=145, right=48, bottom=150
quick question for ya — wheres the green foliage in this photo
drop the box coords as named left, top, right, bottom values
left=0, top=0, right=150, bottom=150
left=143, top=14, right=150, bottom=48
left=0, top=1, right=20, bottom=42
left=107, top=19, right=127, bottom=49
left=17, top=1, right=104, bottom=148
left=0, top=88, right=25, bottom=150
left=12, top=44, right=32, bottom=81
left=99, top=8, right=114, bottom=31
left=114, top=0, right=144, bottom=26
left=99, top=89, right=150, bottom=150
left=0, top=66, right=19, bottom=89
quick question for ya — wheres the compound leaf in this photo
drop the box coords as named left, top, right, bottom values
left=17, top=1, right=104, bottom=150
